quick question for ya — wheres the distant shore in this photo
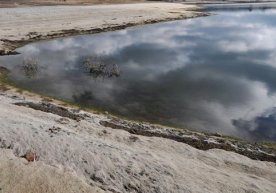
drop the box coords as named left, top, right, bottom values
left=0, top=2, right=208, bottom=55
left=0, top=0, right=145, bottom=8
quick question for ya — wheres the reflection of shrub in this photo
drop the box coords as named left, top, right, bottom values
left=21, top=58, right=39, bottom=78
left=82, top=56, right=120, bottom=78
left=82, top=56, right=103, bottom=71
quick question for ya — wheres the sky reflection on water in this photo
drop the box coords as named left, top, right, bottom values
left=1, top=9, right=276, bottom=141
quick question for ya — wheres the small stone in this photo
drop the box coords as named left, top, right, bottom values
left=23, top=151, right=36, bottom=162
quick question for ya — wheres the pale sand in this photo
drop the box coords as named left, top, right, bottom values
left=0, top=0, right=144, bottom=7
left=0, top=2, right=206, bottom=54
left=0, top=149, right=104, bottom=193
left=0, top=90, right=275, bottom=193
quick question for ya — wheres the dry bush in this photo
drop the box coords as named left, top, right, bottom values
left=21, top=57, right=39, bottom=78
left=82, top=56, right=120, bottom=78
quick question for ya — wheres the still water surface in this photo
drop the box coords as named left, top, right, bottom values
left=1, top=9, right=276, bottom=141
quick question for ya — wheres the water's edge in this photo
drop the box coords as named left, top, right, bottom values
left=1, top=4, right=276, bottom=161
left=0, top=69, right=275, bottom=163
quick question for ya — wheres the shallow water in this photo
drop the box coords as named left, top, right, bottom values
left=1, top=9, right=276, bottom=141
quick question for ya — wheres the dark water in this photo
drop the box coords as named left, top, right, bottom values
left=1, top=9, right=276, bottom=141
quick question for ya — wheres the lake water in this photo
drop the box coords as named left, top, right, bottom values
left=1, top=8, right=276, bottom=141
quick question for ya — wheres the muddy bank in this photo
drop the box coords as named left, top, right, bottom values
left=0, top=3, right=208, bottom=55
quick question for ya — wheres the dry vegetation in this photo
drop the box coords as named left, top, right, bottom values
left=82, top=56, right=120, bottom=77
left=21, top=58, right=39, bottom=78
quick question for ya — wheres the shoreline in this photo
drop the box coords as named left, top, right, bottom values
left=0, top=2, right=275, bottom=161
left=0, top=68, right=276, bottom=163
left=0, top=2, right=208, bottom=55
left=1, top=3, right=276, bottom=192
left=0, top=78, right=276, bottom=192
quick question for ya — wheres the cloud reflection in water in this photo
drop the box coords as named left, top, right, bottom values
left=1, top=9, right=276, bottom=141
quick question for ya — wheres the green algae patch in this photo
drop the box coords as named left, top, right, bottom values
left=0, top=66, right=12, bottom=91
left=260, top=141, right=276, bottom=150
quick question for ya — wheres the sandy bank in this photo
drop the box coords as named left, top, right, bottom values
left=0, top=87, right=276, bottom=193
left=0, top=0, right=145, bottom=8
left=0, top=2, right=207, bottom=55
left=0, top=149, right=104, bottom=193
